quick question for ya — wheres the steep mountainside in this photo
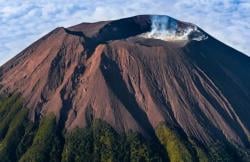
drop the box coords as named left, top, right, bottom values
left=0, top=15, right=250, bottom=162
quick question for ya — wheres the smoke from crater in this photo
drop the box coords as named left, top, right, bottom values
left=140, top=15, right=207, bottom=41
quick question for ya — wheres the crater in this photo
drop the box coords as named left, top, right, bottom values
left=140, top=15, right=207, bottom=42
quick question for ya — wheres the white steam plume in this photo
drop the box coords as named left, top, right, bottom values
left=140, top=15, right=207, bottom=41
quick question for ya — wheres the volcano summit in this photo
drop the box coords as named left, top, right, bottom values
left=0, top=15, right=249, bottom=162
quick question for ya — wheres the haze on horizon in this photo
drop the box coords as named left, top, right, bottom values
left=0, top=0, right=249, bottom=65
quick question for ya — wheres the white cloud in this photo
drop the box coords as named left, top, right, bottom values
left=0, top=0, right=249, bottom=65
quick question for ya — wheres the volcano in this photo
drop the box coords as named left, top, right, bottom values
left=0, top=15, right=250, bottom=162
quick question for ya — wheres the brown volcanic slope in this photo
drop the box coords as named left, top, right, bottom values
left=0, top=15, right=250, bottom=148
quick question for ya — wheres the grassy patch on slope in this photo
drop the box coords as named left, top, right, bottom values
left=155, top=124, right=193, bottom=162
left=19, top=114, right=56, bottom=162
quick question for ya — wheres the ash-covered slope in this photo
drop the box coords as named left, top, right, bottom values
left=0, top=15, right=250, bottom=152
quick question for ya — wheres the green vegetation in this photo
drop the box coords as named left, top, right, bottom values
left=93, top=120, right=121, bottom=162
left=0, top=95, right=61, bottom=162
left=0, top=95, right=249, bottom=162
left=193, top=146, right=209, bottom=162
left=16, top=122, right=37, bottom=160
left=19, top=114, right=56, bottom=162
left=62, top=127, right=94, bottom=162
left=62, top=120, right=163, bottom=162
left=0, top=109, right=29, bottom=162
left=156, top=124, right=193, bottom=162
left=127, top=132, right=164, bottom=162
left=0, top=95, right=23, bottom=140
left=206, top=141, right=250, bottom=162
left=0, top=95, right=31, bottom=162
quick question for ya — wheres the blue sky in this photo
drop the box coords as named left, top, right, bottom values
left=0, top=0, right=250, bottom=65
